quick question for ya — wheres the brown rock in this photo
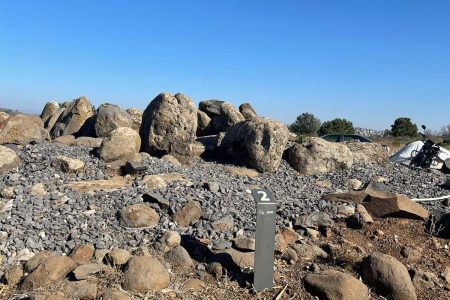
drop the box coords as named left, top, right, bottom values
left=161, top=154, right=182, bottom=167
left=53, top=135, right=76, bottom=146
left=196, top=110, right=212, bottom=136
left=233, top=237, right=256, bottom=251
left=107, top=248, right=131, bottom=266
left=72, top=137, right=103, bottom=148
left=0, top=145, right=20, bottom=175
left=0, top=114, right=49, bottom=145
left=30, top=183, right=47, bottom=197
left=223, top=166, right=259, bottom=177
left=94, top=103, right=132, bottom=137
left=183, top=278, right=206, bottom=291
left=346, top=142, right=388, bottom=166
left=122, top=255, right=170, bottom=293
left=173, top=201, right=202, bottom=227
left=99, top=127, right=141, bottom=162
left=361, top=252, right=417, bottom=300
left=21, top=256, right=76, bottom=290
left=221, top=248, right=254, bottom=268
left=65, top=177, right=131, bottom=192
left=25, top=251, right=54, bottom=272
left=50, top=96, right=94, bottom=138
left=102, top=290, right=131, bottom=300
left=142, top=175, right=167, bottom=190
left=164, top=246, right=193, bottom=267
left=72, top=263, right=109, bottom=280
left=31, top=294, right=66, bottom=300
left=45, top=107, right=65, bottom=131
left=363, top=193, right=429, bottom=220
left=239, top=103, right=258, bottom=120
left=52, top=156, right=85, bottom=173
left=304, top=270, right=369, bottom=300
left=119, top=204, right=159, bottom=228
left=40, top=101, right=60, bottom=125
left=60, top=280, right=97, bottom=299
left=211, top=214, right=234, bottom=232
left=70, top=244, right=94, bottom=264
left=156, top=230, right=181, bottom=252
left=4, top=264, right=24, bottom=285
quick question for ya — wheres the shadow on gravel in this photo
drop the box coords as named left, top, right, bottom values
left=180, top=235, right=253, bottom=287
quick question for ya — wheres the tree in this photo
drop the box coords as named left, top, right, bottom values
left=318, top=118, right=355, bottom=136
left=441, top=124, right=450, bottom=139
left=289, top=112, right=321, bottom=136
left=390, top=117, right=418, bottom=137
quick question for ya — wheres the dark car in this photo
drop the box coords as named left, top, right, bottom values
left=320, top=134, right=372, bottom=143
left=320, top=134, right=390, bottom=152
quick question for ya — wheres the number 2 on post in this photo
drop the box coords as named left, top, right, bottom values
left=257, top=191, right=270, bottom=201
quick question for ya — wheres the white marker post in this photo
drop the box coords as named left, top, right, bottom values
left=252, top=189, right=277, bottom=292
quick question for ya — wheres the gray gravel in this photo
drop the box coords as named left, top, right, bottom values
left=0, top=142, right=449, bottom=271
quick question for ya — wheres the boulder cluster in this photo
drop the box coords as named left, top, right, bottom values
left=0, top=94, right=448, bottom=299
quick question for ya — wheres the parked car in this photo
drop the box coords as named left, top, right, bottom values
left=320, top=134, right=372, bottom=143
left=320, top=134, right=390, bottom=152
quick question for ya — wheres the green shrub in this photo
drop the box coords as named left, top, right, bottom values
left=289, top=112, right=321, bottom=136
left=390, top=117, right=418, bottom=137
left=318, top=118, right=355, bottom=136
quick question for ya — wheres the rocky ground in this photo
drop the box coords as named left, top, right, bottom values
left=0, top=141, right=449, bottom=299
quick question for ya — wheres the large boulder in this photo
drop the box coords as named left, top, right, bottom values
left=94, top=103, right=132, bottom=137
left=140, top=93, right=197, bottom=161
left=361, top=252, right=417, bottom=300
left=126, top=108, right=142, bottom=132
left=50, top=96, right=94, bottom=138
left=99, top=127, right=141, bottom=162
left=199, top=100, right=245, bottom=134
left=346, top=142, right=388, bottom=166
left=197, top=110, right=212, bottom=136
left=0, top=145, right=20, bottom=175
left=0, top=114, right=49, bottom=145
left=287, top=137, right=353, bottom=175
left=122, top=256, right=170, bottom=293
left=304, top=270, right=369, bottom=300
left=40, top=101, right=59, bottom=126
left=220, top=118, right=289, bottom=172
left=239, top=103, right=258, bottom=120
left=45, top=107, right=65, bottom=130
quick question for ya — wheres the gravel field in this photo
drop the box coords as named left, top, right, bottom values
left=1, top=142, right=448, bottom=274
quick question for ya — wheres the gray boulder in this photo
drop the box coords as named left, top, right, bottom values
left=126, top=108, right=143, bottom=132
left=140, top=93, right=197, bottom=162
left=50, top=96, right=94, bottom=138
left=220, top=118, right=289, bottom=172
left=287, top=137, right=353, bottom=175
left=94, top=103, right=132, bottom=137
left=99, top=127, right=141, bottom=162
left=239, top=103, right=257, bottom=120
left=40, top=101, right=59, bottom=126
left=199, top=100, right=245, bottom=133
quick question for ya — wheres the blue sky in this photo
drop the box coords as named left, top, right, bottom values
left=1, top=0, right=449, bottom=131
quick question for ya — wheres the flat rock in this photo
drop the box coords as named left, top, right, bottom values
left=102, top=290, right=131, bottom=300
left=220, top=248, right=254, bottom=269
left=73, top=263, right=109, bottom=280
left=106, top=248, right=131, bottom=266
left=70, top=244, right=94, bottom=264
left=142, top=175, right=167, bottom=190
left=223, top=166, right=259, bottom=177
left=60, top=280, right=97, bottom=300
left=233, top=237, right=256, bottom=251
left=65, top=177, right=131, bottom=192
left=52, top=156, right=85, bottom=173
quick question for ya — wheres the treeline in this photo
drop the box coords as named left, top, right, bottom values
left=289, top=113, right=450, bottom=139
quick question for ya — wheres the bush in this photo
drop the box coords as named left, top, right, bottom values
left=318, top=118, right=355, bottom=136
left=289, top=112, right=321, bottom=136
left=390, top=117, right=418, bottom=137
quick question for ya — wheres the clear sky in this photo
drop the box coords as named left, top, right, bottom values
left=1, top=0, right=449, bottom=131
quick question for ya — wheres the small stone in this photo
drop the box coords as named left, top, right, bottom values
left=204, top=182, right=220, bottom=193
left=25, top=251, right=54, bottom=272
left=165, top=246, right=193, bottom=267
left=156, top=231, right=181, bottom=252
left=60, top=280, right=97, bottom=300
left=295, top=211, right=334, bottom=230
left=211, top=214, right=234, bottom=232
left=29, top=183, right=47, bottom=197
left=4, top=265, right=24, bottom=285
left=107, top=249, right=131, bottom=266
left=52, top=156, right=85, bottom=173
left=161, top=155, right=182, bottom=167
left=183, top=278, right=206, bottom=291
left=173, top=201, right=202, bottom=227
left=119, top=204, right=160, bottom=228
left=0, top=187, right=15, bottom=199
left=207, top=262, right=223, bottom=278
left=306, top=228, right=320, bottom=239
left=410, top=268, right=440, bottom=289
left=73, top=263, right=109, bottom=280
left=102, top=290, right=131, bottom=300
left=70, top=244, right=94, bottom=264
left=282, top=247, right=298, bottom=263
left=233, top=237, right=256, bottom=251
left=347, top=204, right=373, bottom=229
left=346, top=179, right=363, bottom=190
left=122, top=255, right=170, bottom=293
left=142, top=175, right=167, bottom=190
left=316, top=180, right=332, bottom=189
